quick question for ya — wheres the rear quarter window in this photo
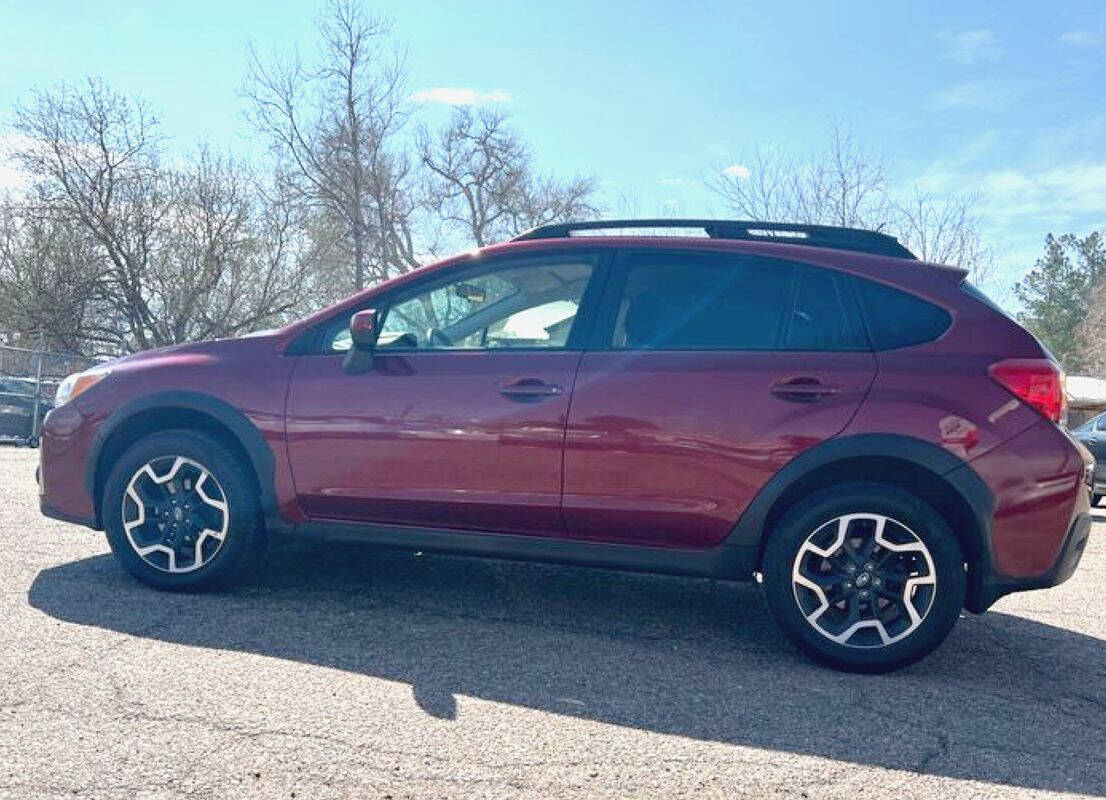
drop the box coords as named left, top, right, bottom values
left=854, top=278, right=951, bottom=350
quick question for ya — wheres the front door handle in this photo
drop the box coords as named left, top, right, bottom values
left=499, top=378, right=564, bottom=400
left=770, top=377, right=842, bottom=402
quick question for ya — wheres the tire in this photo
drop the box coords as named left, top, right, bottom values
left=102, top=429, right=263, bottom=591
left=761, top=482, right=965, bottom=673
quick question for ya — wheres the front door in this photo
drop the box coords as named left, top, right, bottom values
left=286, top=253, right=602, bottom=536
left=563, top=249, right=877, bottom=549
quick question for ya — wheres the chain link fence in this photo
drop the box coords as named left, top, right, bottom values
left=0, top=344, right=98, bottom=445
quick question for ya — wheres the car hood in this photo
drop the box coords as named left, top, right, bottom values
left=98, top=333, right=281, bottom=371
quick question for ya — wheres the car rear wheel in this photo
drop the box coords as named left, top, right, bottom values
left=103, top=430, right=263, bottom=591
left=761, top=482, right=965, bottom=673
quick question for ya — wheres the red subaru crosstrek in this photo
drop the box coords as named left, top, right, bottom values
left=37, top=219, right=1093, bottom=672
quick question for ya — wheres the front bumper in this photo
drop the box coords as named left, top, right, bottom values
left=36, top=463, right=98, bottom=527
left=37, top=402, right=101, bottom=528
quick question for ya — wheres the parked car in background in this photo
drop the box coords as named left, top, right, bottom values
left=0, top=376, right=52, bottom=446
left=37, top=219, right=1093, bottom=673
left=1072, top=413, right=1106, bottom=505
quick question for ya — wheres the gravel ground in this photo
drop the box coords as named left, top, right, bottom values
left=2, top=445, right=1105, bottom=799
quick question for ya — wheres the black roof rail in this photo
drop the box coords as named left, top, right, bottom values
left=511, top=218, right=916, bottom=259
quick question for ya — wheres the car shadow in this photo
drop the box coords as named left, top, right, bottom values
left=29, top=539, right=1106, bottom=796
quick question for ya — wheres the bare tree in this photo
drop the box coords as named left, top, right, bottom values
left=0, top=192, right=110, bottom=353
left=244, top=0, right=417, bottom=293
left=706, top=125, right=992, bottom=281
left=153, top=149, right=314, bottom=342
left=707, top=128, right=889, bottom=228
left=892, top=187, right=993, bottom=285
left=12, top=78, right=171, bottom=351
left=1080, top=284, right=1106, bottom=377
left=418, top=107, right=598, bottom=247
left=9, top=79, right=314, bottom=353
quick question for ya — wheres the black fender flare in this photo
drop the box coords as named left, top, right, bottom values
left=85, top=390, right=279, bottom=528
left=725, top=433, right=994, bottom=605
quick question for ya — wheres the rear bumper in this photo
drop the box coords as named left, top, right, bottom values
left=959, top=420, right=1093, bottom=612
left=973, top=511, right=1092, bottom=610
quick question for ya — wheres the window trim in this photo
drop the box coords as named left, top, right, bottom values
left=587, top=247, right=870, bottom=353
left=291, top=250, right=612, bottom=356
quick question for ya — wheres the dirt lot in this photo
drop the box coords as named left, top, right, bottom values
left=2, top=446, right=1105, bottom=799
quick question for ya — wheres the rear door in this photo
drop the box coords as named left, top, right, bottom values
left=562, top=249, right=877, bottom=548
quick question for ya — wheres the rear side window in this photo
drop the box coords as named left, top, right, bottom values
left=854, top=278, right=951, bottom=350
left=609, top=252, right=865, bottom=351
left=783, top=267, right=865, bottom=351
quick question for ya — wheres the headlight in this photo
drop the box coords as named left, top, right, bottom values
left=54, top=368, right=111, bottom=407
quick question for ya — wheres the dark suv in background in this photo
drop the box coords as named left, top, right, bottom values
left=1072, top=414, right=1106, bottom=504
left=0, top=376, right=52, bottom=446
left=37, top=219, right=1092, bottom=672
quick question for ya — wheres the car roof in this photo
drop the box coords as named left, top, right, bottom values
left=276, top=233, right=967, bottom=344
left=512, top=218, right=916, bottom=259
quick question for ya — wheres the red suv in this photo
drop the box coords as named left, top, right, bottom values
left=37, top=219, right=1093, bottom=672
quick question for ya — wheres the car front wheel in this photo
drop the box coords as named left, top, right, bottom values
left=102, top=430, right=263, bottom=591
left=761, top=482, right=965, bottom=673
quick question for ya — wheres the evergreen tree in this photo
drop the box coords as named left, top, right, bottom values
left=1015, top=232, right=1105, bottom=372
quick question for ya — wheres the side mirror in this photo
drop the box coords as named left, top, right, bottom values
left=350, top=309, right=379, bottom=349
left=343, top=309, right=379, bottom=374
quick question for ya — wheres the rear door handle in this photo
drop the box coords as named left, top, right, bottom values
left=770, top=377, right=842, bottom=402
left=499, top=378, right=564, bottom=400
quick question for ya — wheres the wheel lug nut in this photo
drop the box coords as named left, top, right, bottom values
left=859, top=590, right=869, bottom=599
left=846, top=564, right=857, bottom=573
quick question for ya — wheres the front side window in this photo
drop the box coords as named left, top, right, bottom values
left=610, top=253, right=864, bottom=351
left=326, top=257, right=595, bottom=352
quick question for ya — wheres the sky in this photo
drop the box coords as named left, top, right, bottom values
left=1, top=0, right=1105, bottom=307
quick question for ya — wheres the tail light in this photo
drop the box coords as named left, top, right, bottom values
left=988, top=359, right=1066, bottom=423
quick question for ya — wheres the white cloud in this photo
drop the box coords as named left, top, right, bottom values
left=940, top=29, right=1002, bottom=63
left=912, top=158, right=1106, bottom=292
left=0, top=162, right=23, bottom=192
left=0, top=133, right=34, bottom=192
left=1060, top=30, right=1104, bottom=47
left=981, top=164, right=1106, bottom=218
left=950, top=162, right=1106, bottom=257
left=930, top=81, right=1008, bottom=110
left=657, top=177, right=687, bottom=186
left=411, top=87, right=512, bottom=106
left=721, top=163, right=751, bottom=179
